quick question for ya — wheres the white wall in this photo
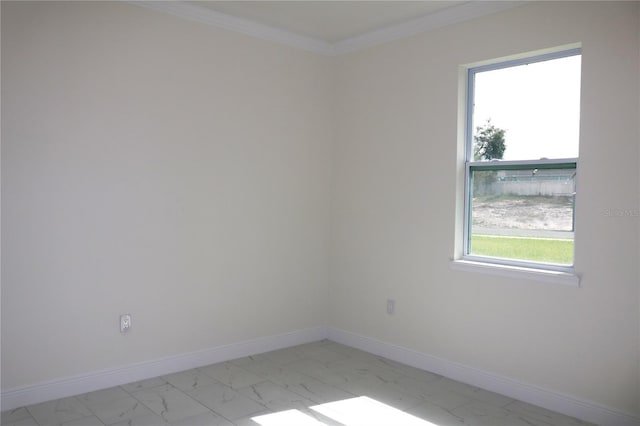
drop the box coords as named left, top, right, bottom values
left=2, top=0, right=640, bottom=420
left=1, top=2, right=333, bottom=390
left=330, top=1, right=640, bottom=417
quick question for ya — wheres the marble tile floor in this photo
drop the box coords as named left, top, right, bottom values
left=1, top=340, right=594, bottom=426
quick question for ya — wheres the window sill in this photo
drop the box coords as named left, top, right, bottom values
left=449, top=259, right=580, bottom=287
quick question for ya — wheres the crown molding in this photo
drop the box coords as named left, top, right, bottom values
left=333, top=1, right=529, bottom=55
left=129, top=1, right=336, bottom=55
left=129, top=1, right=529, bottom=57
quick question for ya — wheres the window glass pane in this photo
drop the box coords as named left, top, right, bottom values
left=472, top=54, right=581, bottom=161
left=469, top=167, right=576, bottom=266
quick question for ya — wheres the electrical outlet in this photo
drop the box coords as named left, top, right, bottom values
left=120, top=314, right=132, bottom=333
left=386, top=299, right=395, bottom=315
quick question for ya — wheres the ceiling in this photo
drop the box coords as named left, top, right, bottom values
left=189, top=1, right=466, bottom=44
left=134, top=1, right=526, bottom=55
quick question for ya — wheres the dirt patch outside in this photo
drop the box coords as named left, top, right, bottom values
left=472, top=195, right=574, bottom=231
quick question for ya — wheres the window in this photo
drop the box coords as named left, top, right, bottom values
left=463, top=48, right=581, bottom=273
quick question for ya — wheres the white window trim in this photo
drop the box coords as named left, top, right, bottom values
left=449, top=259, right=581, bottom=287
left=459, top=48, right=581, bottom=282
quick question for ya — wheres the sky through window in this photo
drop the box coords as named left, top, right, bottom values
left=472, top=54, right=581, bottom=161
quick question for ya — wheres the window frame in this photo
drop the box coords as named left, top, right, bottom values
left=462, top=48, right=581, bottom=274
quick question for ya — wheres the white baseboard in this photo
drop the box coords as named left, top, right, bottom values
left=1, top=326, right=327, bottom=411
left=3, top=325, right=637, bottom=426
left=327, top=327, right=639, bottom=426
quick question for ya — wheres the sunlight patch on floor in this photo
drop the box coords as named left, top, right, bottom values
left=251, top=408, right=327, bottom=426
left=252, top=396, right=438, bottom=426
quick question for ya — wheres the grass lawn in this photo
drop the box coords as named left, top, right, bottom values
left=471, top=234, right=574, bottom=265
